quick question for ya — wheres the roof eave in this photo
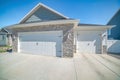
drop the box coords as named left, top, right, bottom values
left=8, top=19, right=79, bottom=29
left=74, top=25, right=115, bottom=31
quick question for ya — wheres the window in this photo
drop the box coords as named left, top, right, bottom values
left=2, top=35, right=5, bottom=40
left=0, top=35, right=5, bottom=41
left=108, top=29, right=111, bottom=36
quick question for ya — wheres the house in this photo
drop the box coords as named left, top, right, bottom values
left=0, top=28, right=12, bottom=46
left=107, top=9, right=120, bottom=40
left=6, top=3, right=113, bottom=57
left=107, top=9, right=120, bottom=54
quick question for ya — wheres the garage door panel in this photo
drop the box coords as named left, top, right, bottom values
left=77, top=41, right=96, bottom=53
left=19, top=31, right=62, bottom=57
left=20, top=41, right=61, bottom=56
left=77, top=31, right=101, bottom=54
left=20, top=35, right=61, bottom=42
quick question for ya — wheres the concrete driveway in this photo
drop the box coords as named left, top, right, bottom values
left=0, top=53, right=120, bottom=80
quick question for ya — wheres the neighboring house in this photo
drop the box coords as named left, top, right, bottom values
left=107, top=9, right=120, bottom=40
left=107, top=9, right=120, bottom=54
left=6, top=3, right=113, bottom=57
left=0, top=28, right=12, bottom=46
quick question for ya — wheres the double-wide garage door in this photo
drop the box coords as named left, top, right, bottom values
left=77, top=31, right=102, bottom=54
left=18, top=31, right=63, bottom=57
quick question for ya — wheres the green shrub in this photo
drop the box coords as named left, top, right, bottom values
left=0, top=46, right=12, bottom=53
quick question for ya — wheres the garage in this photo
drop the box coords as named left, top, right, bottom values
left=18, top=31, right=63, bottom=57
left=76, top=31, right=102, bottom=54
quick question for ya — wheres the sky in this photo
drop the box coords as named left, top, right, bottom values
left=0, top=0, right=120, bottom=28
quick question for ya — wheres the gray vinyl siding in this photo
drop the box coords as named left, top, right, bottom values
left=108, top=10, right=120, bottom=40
left=25, top=6, right=66, bottom=23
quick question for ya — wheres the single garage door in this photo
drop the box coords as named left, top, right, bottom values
left=77, top=31, right=101, bottom=54
left=18, top=31, right=63, bottom=57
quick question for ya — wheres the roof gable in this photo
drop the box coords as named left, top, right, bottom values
left=0, top=28, right=9, bottom=34
left=107, top=9, right=120, bottom=25
left=20, top=3, right=68, bottom=23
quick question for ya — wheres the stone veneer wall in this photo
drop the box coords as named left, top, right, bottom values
left=11, top=23, right=74, bottom=57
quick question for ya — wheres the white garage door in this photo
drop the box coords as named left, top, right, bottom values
left=77, top=31, right=101, bottom=54
left=18, top=31, right=63, bottom=57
